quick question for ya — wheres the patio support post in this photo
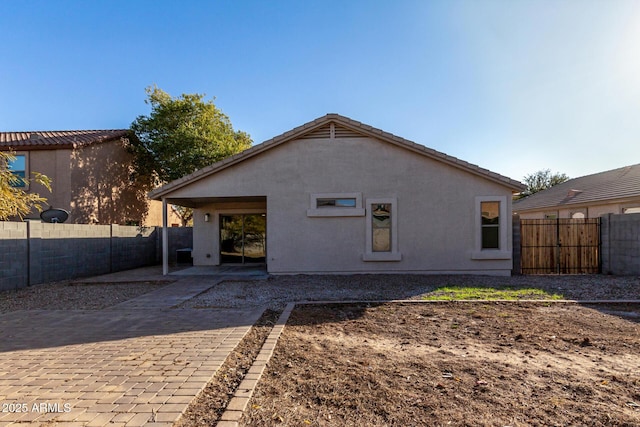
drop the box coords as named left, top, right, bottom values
left=162, top=198, right=168, bottom=275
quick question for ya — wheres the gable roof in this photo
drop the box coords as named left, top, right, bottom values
left=0, top=129, right=129, bottom=150
left=150, top=114, right=525, bottom=200
left=514, top=163, right=640, bottom=212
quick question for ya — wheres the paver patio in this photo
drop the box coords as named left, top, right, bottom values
left=0, top=275, right=264, bottom=426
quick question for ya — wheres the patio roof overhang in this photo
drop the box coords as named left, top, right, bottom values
left=163, top=195, right=267, bottom=209
left=160, top=195, right=267, bottom=276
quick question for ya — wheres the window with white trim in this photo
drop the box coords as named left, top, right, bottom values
left=472, top=196, right=511, bottom=260
left=307, top=192, right=365, bottom=217
left=363, top=197, right=401, bottom=261
left=481, top=201, right=500, bottom=249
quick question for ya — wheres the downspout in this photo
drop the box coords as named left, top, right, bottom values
left=162, top=198, right=168, bottom=275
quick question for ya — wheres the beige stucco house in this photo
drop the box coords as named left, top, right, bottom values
left=0, top=130, right=180, bottom=226
left=514, top=164, right=640, bottom=219
left=150, top=114, right=525, bottom=275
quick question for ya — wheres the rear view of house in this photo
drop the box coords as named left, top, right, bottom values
left=151, top=114, right=525, bottom=275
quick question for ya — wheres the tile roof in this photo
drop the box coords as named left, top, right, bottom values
left=149, top=113, right=525, bottom=200
left=513, top=163, right=640, bottom=212
left=0, top=130, right=129, bottom=150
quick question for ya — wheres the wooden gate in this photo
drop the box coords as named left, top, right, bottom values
left=520, top=218, right=600, bottom=274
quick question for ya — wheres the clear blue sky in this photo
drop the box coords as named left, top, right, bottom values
left=1, top=0, right=638, bottom=182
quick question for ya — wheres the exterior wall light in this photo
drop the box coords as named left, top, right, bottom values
left=204, top=213, right=210, bottom=222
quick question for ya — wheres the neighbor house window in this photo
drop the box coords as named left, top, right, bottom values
left=7, top=153, right=27, bottom=188
left=472, top=196, right=511, bottom=260
left=363, top=197, right=401, bottom=261
left=307, top=192, right=365, bottom=217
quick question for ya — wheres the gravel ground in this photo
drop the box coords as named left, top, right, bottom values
left=181, top=274, right=640, bottom=310
left=1, top=274, right=637, bottom=312
left=0, top=281, right=170, bottom=312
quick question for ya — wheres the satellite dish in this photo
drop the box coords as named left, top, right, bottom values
left=40, top=207, right=70, bottom=223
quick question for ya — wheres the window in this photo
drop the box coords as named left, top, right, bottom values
left=372, top=203, right=392, bottom=252
left=363, top=197, right=401, bottom=261
left=7, top=153, right=27, bottom=187
left=472, top=196, right=511, bottom=260
left=481, top=201, right=500, bottom=249
left=316, top=198, right=357, bottom=208
left=307, top=192, right=365, bottom=217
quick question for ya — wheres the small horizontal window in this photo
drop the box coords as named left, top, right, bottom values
left=307, top=192, right=365, bottom=217
left=317, top=198, right=357, bottom=208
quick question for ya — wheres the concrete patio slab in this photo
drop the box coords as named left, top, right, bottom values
left=169, top=265, right=268, bottom=278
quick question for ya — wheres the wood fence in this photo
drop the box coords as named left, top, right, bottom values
left=520, top=218, right=600, bottom=274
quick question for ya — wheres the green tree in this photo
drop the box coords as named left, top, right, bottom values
left=171, top=205, right=193, bottom=227
left=0, top=151, right=52, bottom=220
left=518, top=169, right=569, bottom=198
left=128, top=85, right=252, bottom=185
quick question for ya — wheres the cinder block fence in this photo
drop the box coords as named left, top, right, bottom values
left=601, top=212, right=640, bottom=276
left=0, top=222, right=192, bottom=290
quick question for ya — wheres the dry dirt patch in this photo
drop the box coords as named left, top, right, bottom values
left=244, top=302, right=640, bottom=427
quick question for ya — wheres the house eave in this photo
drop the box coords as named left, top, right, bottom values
left=514, top=195, right=640, bottom=214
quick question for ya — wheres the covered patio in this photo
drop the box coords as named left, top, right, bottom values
left=160, top=196, right=267, bottom=275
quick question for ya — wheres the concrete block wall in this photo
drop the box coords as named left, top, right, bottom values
left=0, top=222, right=28, bottom=290
left=28, top=223, right=112, bottom=285
left=601, top=213, right=640, bottom=275
left=111, top=225, right=159, bottom=271
left=0, top=222, right=193, bottom=289
left=511, top=214, right=521, bottom=275
left=167, top=227, right=194, bottom=265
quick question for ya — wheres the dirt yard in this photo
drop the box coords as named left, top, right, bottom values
left=243, top=302, right=640, bottom=426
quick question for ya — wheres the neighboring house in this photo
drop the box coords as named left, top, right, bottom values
left=150, top=114, right=525, bottom=275
left=514, top=163, right=640, bottom=219
left=0, top=130, right=180, bottom=226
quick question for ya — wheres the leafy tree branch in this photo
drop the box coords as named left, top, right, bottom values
left=518, top=169, right=569, bottom=199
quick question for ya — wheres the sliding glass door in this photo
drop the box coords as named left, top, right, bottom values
left=220, top=214, right=266, bottom=263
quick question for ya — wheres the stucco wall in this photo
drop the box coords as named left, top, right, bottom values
left=70, top=140, right=151, bottom=224
left=22, top=148, right=72, bottom=220
left=168, top=136, right=516, bottom=275
left=15, top=141, right=179, bottom=226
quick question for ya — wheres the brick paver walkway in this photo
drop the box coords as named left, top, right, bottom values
left=0, top=277, right=263, bottom=426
